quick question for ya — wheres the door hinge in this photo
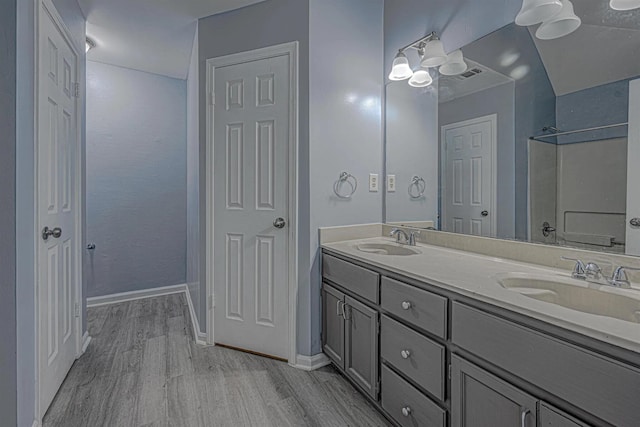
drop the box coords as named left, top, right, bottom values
left=209, top=92, right=215, bottom=106
left=376, top=318, right=380, bottom=335
left=74, top=302, right=80, bottom=318
left=376, top=380, right=381, bottom=395
left=73, top=82, right=80, bottom=98
left=448, top=364, right=452, bottom=380
left=208, top=294, right=215, bottom=309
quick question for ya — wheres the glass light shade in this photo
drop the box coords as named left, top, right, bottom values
left=439, top=50, right=467, bottom=76
left=420, top=39, right=448, bottom=68
left=610, top=0, right=640, bottom=10
left=408, top=69, right=433, bottom=88
left=536, top=0, right=581, bottom=40
left=389, top=52, right=414, bottom=81
left=515, top=0, right=563, bottom=26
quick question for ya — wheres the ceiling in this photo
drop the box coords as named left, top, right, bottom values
left=79, top=0, right=267, bottom=79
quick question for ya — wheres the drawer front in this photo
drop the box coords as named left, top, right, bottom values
left=381, top=364, right=446, bottom=427
left=322, top=254, right=379, bottom=304
left=381, top=276, right=447, bottom=339
left=452, top=302, right=640, bottom=427
left=539, top=402, right=591, bottom=427
left=381, top=315, right=445, bottom=400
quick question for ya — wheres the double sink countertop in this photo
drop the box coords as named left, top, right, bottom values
left=322, top=237, right=640, bottom=355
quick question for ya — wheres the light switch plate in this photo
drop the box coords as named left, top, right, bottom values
left=387, top=175, right=396, bottom=192
left=369, top=174, right=379, bottom=192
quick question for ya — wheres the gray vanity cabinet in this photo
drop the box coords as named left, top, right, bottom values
left=344, top=295, right=379, bottom=399
left=451, top=355, right=537, bottom=427
left=322, top=283, right=345, bottom=369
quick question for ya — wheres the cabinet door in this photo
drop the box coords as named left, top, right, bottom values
left=451, top=355, right=537, bottom=427
left=345, top=295, right=379, bottom=399
left=322, top=283, right=345, bottom=369
left=539, top=402, right=590, bottom=427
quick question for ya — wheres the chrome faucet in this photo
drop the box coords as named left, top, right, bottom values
left=390, top=228, right=420, bottom=246
left=609, top=266, right=640, bottom=288
left=561, top=257, right=586, bottom=280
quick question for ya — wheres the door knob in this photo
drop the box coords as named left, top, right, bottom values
left=630, top=218, right=640, bottom=227
left=273, top=218, right=286, bottom=229
left=42, top=226, right=62, bottom=241
left=481, top=210, right=489, bottom=217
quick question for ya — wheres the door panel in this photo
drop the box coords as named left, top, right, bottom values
left=451, top=355, right=537, bottom=427
left=38, top=3, right=79, bottom=417
left=213, top=53, right=290, bottom=360
left=443, top=116, right=495, bottom=237
left=345, top=296, right=379, bottom=399
left=322, top=283, right=345, bottom=369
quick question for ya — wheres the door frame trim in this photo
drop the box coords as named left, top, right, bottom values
left=440, top=114, right=498, bottom=237
left=205, top=42, right=299, bottom=364
left=33, top=0, right=84, bottom=420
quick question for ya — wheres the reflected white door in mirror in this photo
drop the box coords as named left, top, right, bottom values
left=441, top=115, right=497, bottom=238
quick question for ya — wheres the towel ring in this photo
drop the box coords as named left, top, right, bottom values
left=334, top=172, right=358, bottom=199
left=408, top=176, right=426, bottom=199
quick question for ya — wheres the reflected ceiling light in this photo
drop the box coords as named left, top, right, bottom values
left=388, top=51, right=414, bottom=81
left=439, top=50, right=467, bottom=76
left=408, top=68, right=433, bottom=87
left=536, top=0, right=581, bottom=40
left=515, top=0, right=563, bottom=26
left=610, top=0, right=640, bottom=10
left=420, top=39, right=448, bottom=68
left=85, top=37, right=96, bottom=53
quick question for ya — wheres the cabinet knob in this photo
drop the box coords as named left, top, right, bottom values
left=401, top=301, right=411, bottom=310
left=401, top=406, right=412, bottom=417
left=401, top=350, right=411, bottom=359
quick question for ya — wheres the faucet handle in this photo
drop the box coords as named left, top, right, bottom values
left=610, top=266, right=640, bottom=288
left=409, top=230, right=420, bottom=246
left=561, top=256, right=586, bottom=279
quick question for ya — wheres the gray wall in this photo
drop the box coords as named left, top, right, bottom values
left=16, top=0, right=86, bottom=425
left=386, top=81, right=439, bottom=224
left=309, top=0, right=384, bottom=355
left=1, top=0, right=18, bottom=424
left=197, top=0, right=310, bottom=341
left=556, top=79, right=630, bottom=144
left=186, top=26, right=203, bottom=329
left=439, top=82, right=516, bottom=238
left=86, top=61, right=187, bottom=298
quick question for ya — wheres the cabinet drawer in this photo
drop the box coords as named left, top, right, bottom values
left=381, top=315, right=445, bottom=401
left=322, top=254, right=379, bottom=304
left=381, top=364, right=446, bottom=427
left=539, top=402, right=590, bottom=427
left=381, top=276, right=447, bottom=338
left=452, top=302, right=640, bottom=427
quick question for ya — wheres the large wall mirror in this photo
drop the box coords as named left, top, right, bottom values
left=385, top=1, right=640, bottom=256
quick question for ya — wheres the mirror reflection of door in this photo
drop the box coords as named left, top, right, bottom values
left=442, top=115, right=496, bottom=237
left=627, top=79, right=640, bottom=256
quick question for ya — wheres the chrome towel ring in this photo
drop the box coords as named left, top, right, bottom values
left=408, top=176, right=426, bottom=199
left=334, top=172, right=358, bottom=199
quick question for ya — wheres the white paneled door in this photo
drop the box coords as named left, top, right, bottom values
left=213, top=53, right=291, bottom=360
left=442, top=115, right=496, bottom=237
left=37, top=0, right=80, bottom=418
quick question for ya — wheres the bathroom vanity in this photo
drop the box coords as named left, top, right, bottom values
left=321, top=235, right=640, bottom=427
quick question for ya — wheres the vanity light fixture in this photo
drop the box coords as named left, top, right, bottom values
left=536, top=0, right=581, bottom=40
left=515, top=0, right=563, bottom=26
left=85, top=37, right=96, bottom=53
left=389, top=32, right=468, bottom=86
left=439, top=50, right=468, bottom=76
left=610, top=0, right=640, bottom=10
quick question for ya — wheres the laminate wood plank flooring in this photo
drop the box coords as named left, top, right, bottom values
left=43, top=294, right=390, bottom=427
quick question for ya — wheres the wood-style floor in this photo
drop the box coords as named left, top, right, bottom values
left=43, top=294, right=390, bottom=427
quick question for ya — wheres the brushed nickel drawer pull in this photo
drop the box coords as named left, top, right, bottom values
left=401, top=301, right=412, bottom=310
left=521, top=408, right=530, bottom=427
left=402, top=406, right=412, bottom=417
left=401, top=350, right=411, bottom=359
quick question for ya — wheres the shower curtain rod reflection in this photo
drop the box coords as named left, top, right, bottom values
left=530, top=122, right=628, bottom=141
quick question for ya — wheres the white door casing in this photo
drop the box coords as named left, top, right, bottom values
left=206, top=43, right=298, bottom=362
left=442, top=115, right=497, bottom=237
left=36, top=0, right=83, bottom=419
left=626, top=79, right=640, bottom=256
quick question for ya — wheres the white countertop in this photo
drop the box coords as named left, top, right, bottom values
left=322, top=237, right=640, bottom=355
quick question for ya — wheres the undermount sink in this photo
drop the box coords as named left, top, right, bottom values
left=355, top=242, right=421, bottom=256
left=496, top=273, right=640, bottom=323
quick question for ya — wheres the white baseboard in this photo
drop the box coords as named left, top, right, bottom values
left=183, top=285, right=208, bottom=346
left=81, top=331, right=91, bottom=354
left=86, top=283, right=187, bottom=307
left=32, top=420, right=42, bottom=427
left=292, top=353, right=331, bottom=371
left=86, top=283, right=208, bottom=346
